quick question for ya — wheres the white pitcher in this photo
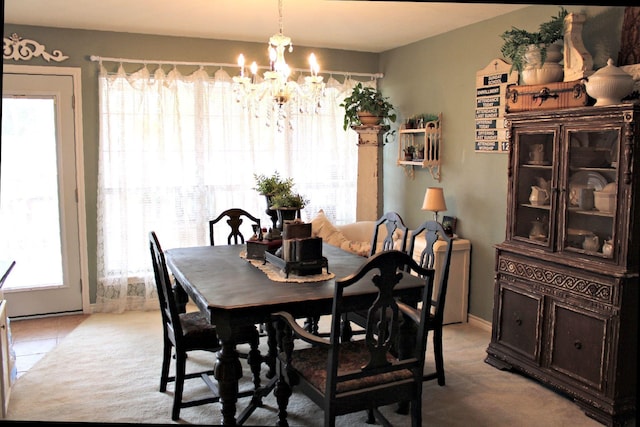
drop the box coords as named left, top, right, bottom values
left=529, top=186, right=549, bottom=206
left=582, top=235, right=599, bottom=252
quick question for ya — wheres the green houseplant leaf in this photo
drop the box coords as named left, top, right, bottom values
left=253, top=172, right=294, bottom=196
left=269, top=192, right=308, bottom=209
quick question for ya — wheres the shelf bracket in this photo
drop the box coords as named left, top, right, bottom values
left=429, top=165, right=441, bottom=181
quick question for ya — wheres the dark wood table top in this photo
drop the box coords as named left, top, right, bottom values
left=165, top=244, right=424, bottom=325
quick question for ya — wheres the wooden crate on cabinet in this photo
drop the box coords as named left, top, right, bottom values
left=485, top=104, right=639, bottom=427
left=397, top=113, right=441, bottom=180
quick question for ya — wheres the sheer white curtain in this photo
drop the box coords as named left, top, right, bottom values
left=95, top=63, right=365, bottom=312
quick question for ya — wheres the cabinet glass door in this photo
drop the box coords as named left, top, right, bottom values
left=561, top=128, right=619, bottom=258
left=512, top=129, right=557, bottom=246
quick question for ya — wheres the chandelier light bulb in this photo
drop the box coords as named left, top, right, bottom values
left=237, top=54, right=245, bottom=77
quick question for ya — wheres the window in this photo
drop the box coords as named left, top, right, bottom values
left=96, top=64, right=363, bottom=312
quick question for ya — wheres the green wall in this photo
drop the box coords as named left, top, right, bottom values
left=377, top=5, right=624, bottom=322
left=3, top=5, right=626, bottom=321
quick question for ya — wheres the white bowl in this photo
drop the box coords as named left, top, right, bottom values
left=594, top=191, right=616, bottom=213
left=521, top=63, right=563, bottom=85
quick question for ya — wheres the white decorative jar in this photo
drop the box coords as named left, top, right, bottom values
left=521, top=43, right=564, bottom=85
left=584, top=58, right=635, bottom=106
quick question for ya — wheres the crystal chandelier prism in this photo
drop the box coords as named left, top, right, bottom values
left=232, top=0, right=325, bottom=130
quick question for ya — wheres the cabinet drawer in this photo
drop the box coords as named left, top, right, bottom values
left=548, top=301, right=608, bottom=391
left=496, top=283, right=542, bottom=362
left=497, top=253, right=616, bottom=306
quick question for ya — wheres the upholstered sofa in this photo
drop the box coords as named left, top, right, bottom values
left=310, top=210, right=396, bottom=257
left=309, top=209, right=471, bottom=325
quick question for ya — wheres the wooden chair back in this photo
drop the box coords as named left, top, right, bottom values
left=369, top=211, right=408, bottom=256
left=407, top=220, right=453, bottom=325
left=406, top=220, right=453, bottom=385
left=209, top=208, right=261, bottom=245
left=149, top=231, right=185, bottom=344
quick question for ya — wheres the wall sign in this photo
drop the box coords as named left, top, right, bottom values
left=475, top=59, right=517, bottom=153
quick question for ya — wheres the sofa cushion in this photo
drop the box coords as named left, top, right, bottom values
left=337, top=221, right=377, bottom=243
left=310, top=210, right=352, bottom=252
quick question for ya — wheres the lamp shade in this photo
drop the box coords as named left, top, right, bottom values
left=422, top=187, right=447, bottom=213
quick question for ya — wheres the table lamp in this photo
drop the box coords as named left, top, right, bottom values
left=422, top=187, right=447, bottom=222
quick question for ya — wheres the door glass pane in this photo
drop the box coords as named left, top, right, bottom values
left=563, top=129, right=618, bottom=257
left=0, top=97, right=63, bottom=289
left=514, top=131, right=554, bottom=244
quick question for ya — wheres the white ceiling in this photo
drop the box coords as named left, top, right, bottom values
left=4, top=0, right=529, bottom=53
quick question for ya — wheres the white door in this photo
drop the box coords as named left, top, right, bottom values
left=1, top=67, right=88, bottom=317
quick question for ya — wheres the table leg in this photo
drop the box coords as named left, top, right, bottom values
left=274, top=318, right=293, bottom=427
left=214, top=340, right=243, bottom=425
left=264, top=320, right=277, bottom=378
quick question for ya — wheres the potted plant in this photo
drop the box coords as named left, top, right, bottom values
left=253, top=171, right=294, bottom=229
left=269, top=191, right=308, bottom=210
left=403, top=145, right=415, bottom=161
left=340, top=82, right=397, bottom=143
left=500, top=7, right=568, bottom=83
left=253, top=171, right=293, bottom=196
left=269, top=190, right=309, bottom=230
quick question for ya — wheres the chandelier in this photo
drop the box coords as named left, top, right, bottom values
left=232, top=0, right=325, bottom=129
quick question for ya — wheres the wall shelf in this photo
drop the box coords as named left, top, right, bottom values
left=397, top=113, right=442, bottom=180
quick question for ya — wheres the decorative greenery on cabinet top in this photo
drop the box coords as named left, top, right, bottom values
left=500, top=7, right=568, bottom=74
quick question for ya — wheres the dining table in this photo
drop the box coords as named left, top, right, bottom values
left=165, top=243, right=426, bottom=425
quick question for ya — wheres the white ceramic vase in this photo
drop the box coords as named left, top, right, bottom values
left=521, top=43, right=564, bottom=85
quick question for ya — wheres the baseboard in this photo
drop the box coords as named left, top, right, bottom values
left=468, top=314, right=492, bottom=332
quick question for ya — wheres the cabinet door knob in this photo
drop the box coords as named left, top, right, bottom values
left=514, top=317, right=522, bottom=326
left=574, top=340, right=583, bottom=350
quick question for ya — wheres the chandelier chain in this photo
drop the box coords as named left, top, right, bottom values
left=278, top=0, right=284, bottom=35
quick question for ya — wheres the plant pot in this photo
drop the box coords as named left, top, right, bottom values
left=357, top=112, right=382, bottom=126
left=521, top=43, right=563, bottom=85
left=275, top=208, right=300, bottom=231
left=264, top=195, right=278, bottom=229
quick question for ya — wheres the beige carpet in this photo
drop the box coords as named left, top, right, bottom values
left=5, top=310, right=614, bottom=426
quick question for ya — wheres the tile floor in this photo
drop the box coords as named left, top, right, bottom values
left=8, top=314, right=90, bottom=378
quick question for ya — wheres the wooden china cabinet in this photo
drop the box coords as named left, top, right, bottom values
left=486, top=104, right=638, bottom=426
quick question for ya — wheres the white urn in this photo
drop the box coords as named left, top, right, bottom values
left=584, top=58, right=635, bottom=106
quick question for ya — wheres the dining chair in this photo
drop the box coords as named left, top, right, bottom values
left=149, top=231, right=262, bottom=420
left=406, top=220, right=453, bottom=386
left=368, top=211, right=409, bottom=256
left=271, top=250, right=434, bottom=427
left=209, top=208, right=261, bottom=245
left=338, top=211, right=409, bottom=339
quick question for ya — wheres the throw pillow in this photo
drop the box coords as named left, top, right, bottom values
left=310, top=210, right=351, bottom=252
